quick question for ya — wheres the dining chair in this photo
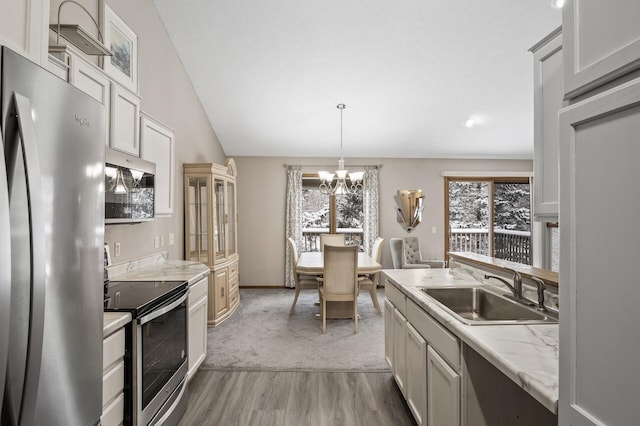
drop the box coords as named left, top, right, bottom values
left=390, top=237, right=445, bottom=269
left=319, top=233, right=346, bottom=251
left=287, top=237, right=318, bottom=315
left=358, top=237, right=384, bottom=314
left=316, top=245, right=359, bottom=334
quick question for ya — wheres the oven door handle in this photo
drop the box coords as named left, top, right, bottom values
left=138, top=291, right=189, bottom=325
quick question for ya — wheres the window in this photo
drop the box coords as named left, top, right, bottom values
left=446, top=177, right=532, bottom=265
left=301, top=175, right=363, bottom=251
left=545, top=222, right=559, bottom=272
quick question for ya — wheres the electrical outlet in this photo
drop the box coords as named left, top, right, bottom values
left=115, top=242, right=121, bottom=257
left=160, top=235, right=165, bottom=247
left=154, top=236, right=160, bottom=249
left=169, top=233, right=175, bottom=246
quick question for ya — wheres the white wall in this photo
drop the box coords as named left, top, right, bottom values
left=235, top=156, right=532, bottom=287
left=45, top=0, right=227, bottom=263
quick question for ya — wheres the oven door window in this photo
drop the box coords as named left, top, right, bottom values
left=141, top=300, right=187, bottom=409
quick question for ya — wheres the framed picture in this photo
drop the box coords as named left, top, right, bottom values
left=101, top=2, right=138, bottom=93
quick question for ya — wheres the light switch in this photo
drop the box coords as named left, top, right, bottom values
left=432, top=226, right=437, bottom=234
left=154, top=236, right=160, bottom=249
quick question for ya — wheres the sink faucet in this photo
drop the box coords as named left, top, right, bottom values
left=530, top=276, right=548, bottom=312
left=484, top=268, right=535, bottom=307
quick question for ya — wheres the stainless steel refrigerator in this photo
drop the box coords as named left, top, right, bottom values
left=0, top=47, right=105, bottom=425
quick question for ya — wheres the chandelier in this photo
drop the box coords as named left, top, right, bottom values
left=318, top=104, right=364, bottom=195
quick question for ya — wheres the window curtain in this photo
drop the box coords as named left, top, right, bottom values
left=285, top=166, right=303, bottom=288
left=362, top=167, right=380, bottom=256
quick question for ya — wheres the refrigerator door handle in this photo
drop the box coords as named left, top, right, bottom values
left=11, top=93, right=46, bottom=425
left=0, top=125, right=11, bottom=420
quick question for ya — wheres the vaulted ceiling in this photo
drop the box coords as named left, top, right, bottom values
left=152, top=0, right=561, bottom=159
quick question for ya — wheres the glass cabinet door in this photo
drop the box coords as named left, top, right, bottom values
left=227, top=180, right=236, bottom=256
left=187, top=176, right=209, bottom=264
left=214, top=177, right=226, bottom=261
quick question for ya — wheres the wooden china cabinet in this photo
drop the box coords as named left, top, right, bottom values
left=184, top=159, right=239, bottom=326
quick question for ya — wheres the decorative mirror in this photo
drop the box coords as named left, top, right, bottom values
left=395, top=189, right=424, bottom=232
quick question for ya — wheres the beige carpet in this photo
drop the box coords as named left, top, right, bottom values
left=201, top=288, right=388, bottom=372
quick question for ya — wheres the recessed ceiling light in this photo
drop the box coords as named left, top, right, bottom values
left=550, top=0, right=565, bottom=9
left=464, top=117, right=479, bottom=128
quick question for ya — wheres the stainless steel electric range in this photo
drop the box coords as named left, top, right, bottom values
left=105, top=280, right=189, bottom=426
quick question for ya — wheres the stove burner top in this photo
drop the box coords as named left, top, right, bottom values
left=104, top=280, right=188, bottom=317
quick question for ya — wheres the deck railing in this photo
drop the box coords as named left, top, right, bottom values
left=302, top=228, right=363, bottom=252
left=450, top=228, right=531, bottom=265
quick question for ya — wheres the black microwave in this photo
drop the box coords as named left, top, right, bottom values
left=105, top=148, right=156, bottom=224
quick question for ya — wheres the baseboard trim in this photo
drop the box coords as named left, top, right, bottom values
left=239, top=285, right=291, bottom=289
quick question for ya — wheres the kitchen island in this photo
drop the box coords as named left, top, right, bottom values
left=383, top=261, right=558, bottom=425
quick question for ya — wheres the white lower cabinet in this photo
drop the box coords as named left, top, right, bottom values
left=187, top=275, right=209, bottom=380
left=385, top=280, right=461, bottom=426
left=384, top=298, right=395, bottom=370
left=392, top=308, right=407, bottom=398
left=406, top=323, right=428, bottom=426
left=102, top=328, right=125, bottom=426
left=427, top=346, right=461, bottom=426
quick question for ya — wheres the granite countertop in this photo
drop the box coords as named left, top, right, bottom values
left=108, top=255, right=209, bottom=285
left=104, top=312, right=132, bottom=337
left=383, top=268, right=559, bottom=414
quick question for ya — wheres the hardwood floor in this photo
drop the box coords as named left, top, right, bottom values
left=179, top=370, right=416, bottom=426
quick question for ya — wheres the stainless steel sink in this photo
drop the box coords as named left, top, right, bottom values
left=420, top=287, right=558, bottom=325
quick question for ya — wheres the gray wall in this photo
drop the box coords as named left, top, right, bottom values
left=235, top=157, right=532, bottom=287
left=48, top=0, right=227, bottom=263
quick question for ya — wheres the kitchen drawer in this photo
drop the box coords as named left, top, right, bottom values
left=189, top=276, right=208, bottom=303
left=229, top=262, right=238, bottom=278
left=103, top=328, right=125, bottom=370
left=407, top=298, right=460, bottom=370
left=229, top=287, right=239, bottom=309
left=101, top=391, right=124, bottom=426
left=229, top=273, right=239, bottom=294
left=102, top=360, right=124, bottom=407
left=386, top=283, right=406, bottom=316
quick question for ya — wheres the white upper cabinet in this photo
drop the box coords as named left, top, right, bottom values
left=0, top=0, right=49, bottom=65
left=531, top=27, right=563, bottom=221
left=70, top=54, right=111, bottom=147
left=563, top=0, right=640, bottom=99
left=110, top=83, right=140, bottom=156
left=140, top=113, right=175, bottom=216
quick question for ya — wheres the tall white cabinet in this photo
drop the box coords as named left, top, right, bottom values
left=559, top=2, right=640, bottom=425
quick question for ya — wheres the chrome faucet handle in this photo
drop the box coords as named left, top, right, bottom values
left=484, top=273, right=535, bottom=307
left=530, top=276, right=548, bottom=312
left=504, top=268, right=522, bottom=289
left=484, top=274, right=517, bottom=298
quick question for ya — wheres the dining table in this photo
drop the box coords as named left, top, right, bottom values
left=296, top=251, right=382, bottom=319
